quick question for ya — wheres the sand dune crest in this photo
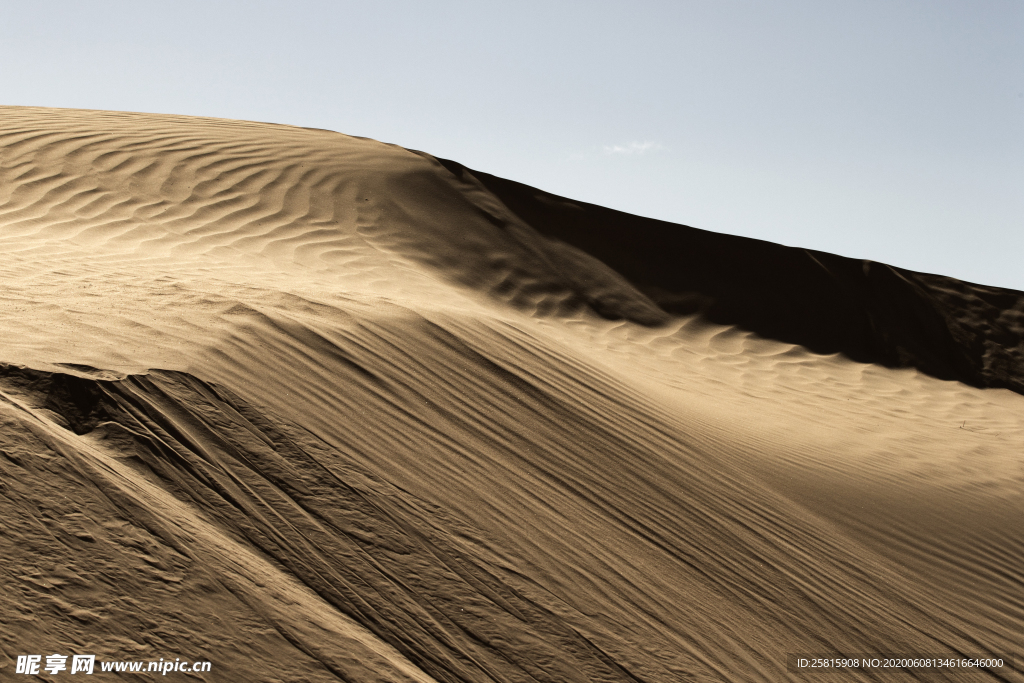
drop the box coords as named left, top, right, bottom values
left=0, top=107, right=1021, bottom=682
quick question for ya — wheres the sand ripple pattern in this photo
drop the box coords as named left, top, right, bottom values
left=0, top=108, right=1021, bottom=682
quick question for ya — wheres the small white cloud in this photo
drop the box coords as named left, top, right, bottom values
left=602, top=141, right=663, bottom=156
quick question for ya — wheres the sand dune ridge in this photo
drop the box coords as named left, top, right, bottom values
left=0, top=107, right=1020, bottom=682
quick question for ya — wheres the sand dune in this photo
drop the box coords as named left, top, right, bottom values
left=0, top=106, right=1021, bottom=682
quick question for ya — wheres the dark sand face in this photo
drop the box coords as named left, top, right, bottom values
left=1, top=107, right=1021, bottom=682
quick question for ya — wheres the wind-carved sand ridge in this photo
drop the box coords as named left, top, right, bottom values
left=0, top=106, right=1021, bottom=682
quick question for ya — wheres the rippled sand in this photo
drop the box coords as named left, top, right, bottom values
left=1, top=107, right=1020, bottom=682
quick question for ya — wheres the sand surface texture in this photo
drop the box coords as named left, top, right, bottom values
left=1, top=107, right=1021, bottom=682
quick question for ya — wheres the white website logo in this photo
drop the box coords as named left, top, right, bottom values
left=16, top=653, right=209, bottom=675
left=17, top=655, right=93, bottom=675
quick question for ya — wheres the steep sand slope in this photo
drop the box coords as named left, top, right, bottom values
left=0, top=107, right=1021, bottom=682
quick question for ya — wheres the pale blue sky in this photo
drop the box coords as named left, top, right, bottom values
left=2, top=1, right=1021, bottom=289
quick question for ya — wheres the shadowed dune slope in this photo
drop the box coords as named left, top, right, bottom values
left=0, top=107, right=1022, bottom=682
left=442, top=159, right=1024, bottom=395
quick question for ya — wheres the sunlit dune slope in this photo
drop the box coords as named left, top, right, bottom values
left=1, top=107, right=1021, bottom=682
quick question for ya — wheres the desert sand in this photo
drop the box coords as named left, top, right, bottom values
left=0, top=106, right=1020, bottom=682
